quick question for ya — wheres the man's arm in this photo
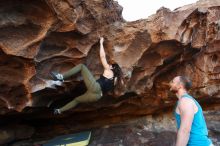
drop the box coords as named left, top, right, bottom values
left=99, top=37, right=111, bottom=70
left=176, top=98, right=194, bottom=146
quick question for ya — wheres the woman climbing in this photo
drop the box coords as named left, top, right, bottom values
left=51, top=37, right=124, bottom=114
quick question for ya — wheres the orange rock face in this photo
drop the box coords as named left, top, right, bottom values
left=0, top=0, right=220, bottom=145
left=0, top=0, right=123, bottom=112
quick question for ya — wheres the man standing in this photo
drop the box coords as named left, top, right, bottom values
left=169, top=76, right=213, bottom=146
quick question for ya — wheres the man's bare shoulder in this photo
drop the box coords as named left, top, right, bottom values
left=178, top=97, right=194, bottom=111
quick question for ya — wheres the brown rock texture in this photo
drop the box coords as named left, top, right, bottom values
left=0, top=0, right=220, bottom=145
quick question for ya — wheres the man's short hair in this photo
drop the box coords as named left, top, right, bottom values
left=179, top=76, right=192, bottom=90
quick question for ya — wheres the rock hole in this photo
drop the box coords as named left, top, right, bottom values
left=211, top=54, right=218, bottom=63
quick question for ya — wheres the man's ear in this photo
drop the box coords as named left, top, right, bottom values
left=179, top=83, right=184, bottom=89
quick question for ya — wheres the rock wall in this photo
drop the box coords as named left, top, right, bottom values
left=0, top=0, right=220, bottom=145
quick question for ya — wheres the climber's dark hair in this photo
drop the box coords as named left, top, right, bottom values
left=112, top=63, right=121, bottom=79
left=111, top=63, right=124, bottom=88
left=179, top=76, right=192, bottom=90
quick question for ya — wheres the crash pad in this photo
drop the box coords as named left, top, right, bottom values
left=43, top=131, right=91, bottom=146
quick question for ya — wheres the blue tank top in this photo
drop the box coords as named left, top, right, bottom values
left=174, top=94, right=212, bottom=146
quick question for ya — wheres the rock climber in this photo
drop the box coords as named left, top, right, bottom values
left=51, top=37, right=124, bottom=114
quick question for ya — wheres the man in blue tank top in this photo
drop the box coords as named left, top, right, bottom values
left=169, top=76, right=213, bottom=146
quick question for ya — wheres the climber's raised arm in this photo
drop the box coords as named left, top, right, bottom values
left=99, top=37, right=111, bottom=70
